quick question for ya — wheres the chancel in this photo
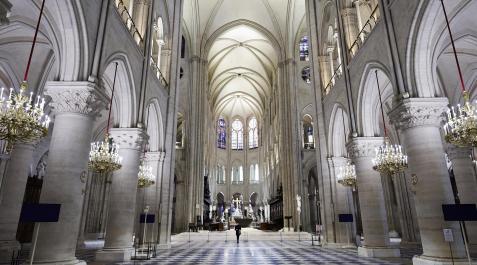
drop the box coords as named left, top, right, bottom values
left=0, top=0, right=477, bottom=264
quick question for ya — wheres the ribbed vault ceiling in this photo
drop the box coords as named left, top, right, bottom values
left=183, top=0, right=305, bottom=118
left=208, top=26, right=277, bottom=118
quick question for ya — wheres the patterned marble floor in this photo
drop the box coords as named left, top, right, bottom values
left=107, top=241, right=409, bottom=265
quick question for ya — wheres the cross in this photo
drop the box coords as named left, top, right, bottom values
left=232, top=198, right=241, bottom=208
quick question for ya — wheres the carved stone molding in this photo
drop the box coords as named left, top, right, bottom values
left=330, top=156, right=348, bottom=168
left=45, top=81, right=108, bottom=116
left=146, top=151, right=166, bottom=162
left=346, top=137, right=385, bottom=159
left=0, top=0, right=12, bottom=26
left=110, top=128, right=148, bottom=151
left=446, top=145, right=472, bottom=161
left=389, top=97, right=448, bottom=131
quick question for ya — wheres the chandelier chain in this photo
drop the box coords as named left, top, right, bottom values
left=440, top=0, right=466, bottom=93
left=23, top=0, right=46, bottom=82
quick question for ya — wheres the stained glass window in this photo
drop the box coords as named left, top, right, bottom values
left=248, top=117, right=258, bottom=149
left=217, top=118, right=226, bottom=149
left=231, top=119, right=243, bottom=150
left=299, top=36, right=309, bottom=61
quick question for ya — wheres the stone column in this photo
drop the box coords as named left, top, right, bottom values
left=160, top=49, right=172, bottom=83
left=447, top=145, right=477, bottom=250
left=327, top=47, right=335, bottom=86
left=318, top=56, right=330, bottom=90
left=389, top=98, right=467, bottom=264
left=142, top=151, right=165, bottom=243
left=33, top=81, right=106, bottom=265
left=96, top=128, right=146, bottom=262
left=331, top=156, right=355, bottom=246
left=341, top=8, right=359, bottom=54
left=353, top=0, right=364, bottom=40
left=347, top=137, right=400, bottom=257
left=0, top=144, right=35, bottom=262
left=333, top=30, right=343, bottom=75
left=132, top=0, right=150, bottom=40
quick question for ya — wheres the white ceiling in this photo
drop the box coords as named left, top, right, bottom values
left=183, top=0, right=306, bottom=119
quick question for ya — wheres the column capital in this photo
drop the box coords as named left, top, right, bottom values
left=341, top=8, right=357, bottom=17
left=389, top=97, right=448, bottom=131
left=346, top=137, right=385, bottom=159
left=109, top=128, right=148, bottom=151
left=446, top=145, right=472, bottom=161
left=330, top=156, right=348, bottom=167
left=278, top=58, right=296, bottom=67
left=145, top=151, right=166, bottom=162
left=45, top=81, right=108, bottom=116
left=190, top=55, right=207, bottom=64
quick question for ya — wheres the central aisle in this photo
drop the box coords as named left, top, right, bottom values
left=97, top=228, right=412, bottom=265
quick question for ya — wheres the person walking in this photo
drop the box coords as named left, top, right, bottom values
left=235, top=224, right=242, bottom=244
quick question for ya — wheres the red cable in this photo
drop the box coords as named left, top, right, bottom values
left=106, top=63, right=119, bottom=134
left=23, top=0, right=46, bottom=82
left=375, top=70, right=387, bottom=137
left=440, top=0, right=466, bottom=93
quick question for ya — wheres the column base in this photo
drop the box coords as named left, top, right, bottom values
left=0, top=240, right=20, bottom=263
left=412, top=255, right=469, bottom=265
left=324, top=242, right=356, bottom=249
left=358, top=246, right=401, bottom=258
left=157, top=243, right=171, bottom=249
left=31, top=258, right=86, bottom=265
left=95, top=248, right=133, bottom=262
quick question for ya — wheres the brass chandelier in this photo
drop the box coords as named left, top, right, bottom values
left=336, top=110, right=357, bottom=188
left=371, top=70, right=408, bottom=175
left=137, top=157, right=155, bottom=188
left=0, top=0, right=50, bottom=152
left=441, top=0, right=477, bottom=147
left=337, top=159, right=357, bottom=188
left=88, top=63, right=122, bottom=174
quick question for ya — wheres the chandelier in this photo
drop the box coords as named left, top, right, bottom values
left=0, top=0, right=50, bottom=152
left=88, top=63, right=122, bottom=174
left=372, top=138, right=408, bottom=175
left=137, top=158, right=155, bottom=188
left=337, top=160, right=357, bottom=188
left=440, top=0, right=477, bottom=147
left=372, top=70, right=408, bottom=175
left=88, top=134, right=122, bottom=174
left=0, top=83, right=50, bottom=151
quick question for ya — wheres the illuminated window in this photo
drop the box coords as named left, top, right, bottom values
left=250, top=164, right=259, bottom=183
left=248, top=117, right=258, bottom=149
left=232, top=166, right=243, bottom=184
left=231, top=119, right=243, bottom=150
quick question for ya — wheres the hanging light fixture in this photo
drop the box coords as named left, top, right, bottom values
left=0, top=0, right=50, bottom=152
left=440, top=0, right=477, bottom=147
left=88, top=63, right=122, bottom=174
left=137, top=156, right=155, bottom=188
left=337, top=111, right=357, bottom=188
left=337, top=160, right=357, bottom=188
left=372, top=70, right=408, bottom=175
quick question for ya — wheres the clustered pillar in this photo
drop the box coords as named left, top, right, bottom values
left=32, top=81, right=106, bottom=265
left=447, top=145, right=477, bottom=251
left=96, top=128, right=146, bottom=262
left=390, top=98, right=467, bottom=265
left=347, top=137, right=400, bottom=258
left=0, top=143, right=35, bottom=262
